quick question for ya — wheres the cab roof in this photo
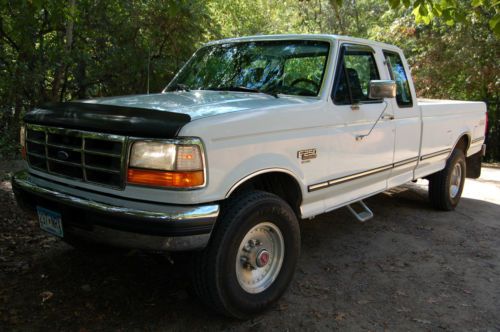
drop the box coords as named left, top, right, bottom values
left=204, top=34, right=402, bottom=53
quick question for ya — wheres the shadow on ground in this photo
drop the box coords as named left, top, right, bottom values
left=1, top=169, right=500, bottom=331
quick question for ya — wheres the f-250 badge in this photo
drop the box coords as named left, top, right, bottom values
left=297, top=149, right=317, bottom=163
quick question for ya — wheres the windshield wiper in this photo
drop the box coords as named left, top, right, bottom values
left=206, top=86, right=279, bottom=98
left=168, top=83, right=190, bottom=92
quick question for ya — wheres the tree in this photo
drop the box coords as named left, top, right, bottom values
left=388, top=0, right=500, bottom=36
left=0, top=0, right=212, bottom=157
left=0, top=0, right=498, bottom=159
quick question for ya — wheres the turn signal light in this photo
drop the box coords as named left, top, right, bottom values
left=127, top=168, right=204, bottom=188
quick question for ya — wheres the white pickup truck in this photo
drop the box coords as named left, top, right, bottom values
left=13, top=34, right=487, bottom=318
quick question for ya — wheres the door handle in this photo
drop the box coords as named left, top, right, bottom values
left=382, top=113, right=394, bottom=120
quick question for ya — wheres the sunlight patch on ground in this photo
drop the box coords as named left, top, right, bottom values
left=409, top=167, right=500, bottom=206
left=461, top=167, right=500, bottom=205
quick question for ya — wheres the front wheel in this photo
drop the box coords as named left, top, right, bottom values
left=428, top=149, right=466, bottom=211
left=191, top=190, right=300, bottom=319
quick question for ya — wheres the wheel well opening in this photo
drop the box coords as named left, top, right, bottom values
left=229, top=172, right=302, bottom=216
left=454, top=135, right=470, bottom=153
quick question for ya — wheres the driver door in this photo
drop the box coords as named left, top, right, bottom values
left=321, top=44, right=396, bottom=209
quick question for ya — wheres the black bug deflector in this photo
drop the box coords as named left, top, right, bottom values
left=24, top=102, right=191, bottom=138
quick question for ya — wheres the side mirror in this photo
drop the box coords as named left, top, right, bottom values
left=369, top=80, right=396, bottom=99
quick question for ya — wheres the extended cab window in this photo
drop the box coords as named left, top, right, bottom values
left=333, top=46, right=380, bottom=104
left=383, top=51, right=413, bottom=107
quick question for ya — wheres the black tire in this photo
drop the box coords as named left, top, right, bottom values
left=191, top=190, right=300, bottom=319
left=428, top=149, right=466, bottom=211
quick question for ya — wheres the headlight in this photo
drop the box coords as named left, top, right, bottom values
left=127, top=139, right=205, bottom=189
left=129, top=142, right=177, bottom=170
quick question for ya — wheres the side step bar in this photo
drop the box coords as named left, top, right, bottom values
left=346, top=200, right=374, bottom=222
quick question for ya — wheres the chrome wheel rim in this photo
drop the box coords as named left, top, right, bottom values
left=235, top=222, right=285, bottom=294
left=450, top=163, right=462, bottom=199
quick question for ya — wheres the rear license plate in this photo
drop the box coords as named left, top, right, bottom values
left=37, top=206, right=64, bottom=238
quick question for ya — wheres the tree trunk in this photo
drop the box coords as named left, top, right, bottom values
left=330, top=0, right=345, bottom=35
left=50, top=0, right=76, bottom=102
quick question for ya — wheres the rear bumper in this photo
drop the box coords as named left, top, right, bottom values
left=11, top=170, right=219, bottom=251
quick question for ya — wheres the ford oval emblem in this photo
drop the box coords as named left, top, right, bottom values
left=57, top=150, right=70, bottom=161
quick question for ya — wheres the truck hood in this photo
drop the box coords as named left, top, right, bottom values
left=25, top=91, right=318, bottom=138
left=83, top=90, right=318, bottom=120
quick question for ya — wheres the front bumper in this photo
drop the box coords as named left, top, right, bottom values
left=11, top=170, right=219, bottom=251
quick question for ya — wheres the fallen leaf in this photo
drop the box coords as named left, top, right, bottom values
left=335, top=312, right=347, bottom=321
left=277, top=303, right=289, bottom=311
left=39, top=291, right=54, bottom=303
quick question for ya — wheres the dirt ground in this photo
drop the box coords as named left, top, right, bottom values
left=1, top=161, right=499, bottom=331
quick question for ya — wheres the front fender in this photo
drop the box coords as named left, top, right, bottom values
left=225, top=167, right=305, bottom=198
left=210, top=153, right=305, bottom=199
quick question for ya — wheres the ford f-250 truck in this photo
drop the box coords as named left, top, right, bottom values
left=12, top=34, right=487, bottom=318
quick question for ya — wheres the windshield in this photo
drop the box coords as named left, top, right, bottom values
left=166, top=40, right=330, bottom=97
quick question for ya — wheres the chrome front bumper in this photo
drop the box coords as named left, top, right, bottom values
left=12, top=170, right=220, bottom=251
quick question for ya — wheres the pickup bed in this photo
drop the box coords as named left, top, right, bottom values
left=12, top=34, right=487, bottom=318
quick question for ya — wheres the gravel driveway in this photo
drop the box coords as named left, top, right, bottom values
left=1, top=162, right=499, bottom=331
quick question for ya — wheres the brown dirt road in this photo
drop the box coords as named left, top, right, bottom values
left=1, top=161, right=499, bottom=331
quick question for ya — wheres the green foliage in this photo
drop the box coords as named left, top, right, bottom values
left=0, top=110, right=20, bottom=159
left=0, top=0, right=498, bottom=159
left=387, top=0, right=500, bottom=36
left=0, top=0, right=211, bottom=136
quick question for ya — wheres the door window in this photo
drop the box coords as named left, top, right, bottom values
left=333, top=47, right=381, bottom=105
left=383, top=51, right=413, bottom=107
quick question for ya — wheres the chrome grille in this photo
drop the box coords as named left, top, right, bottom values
left=25, top=124, right=127, bottom=188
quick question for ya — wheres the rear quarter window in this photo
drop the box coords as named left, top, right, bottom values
left=383, top=51, right=413, bottom=108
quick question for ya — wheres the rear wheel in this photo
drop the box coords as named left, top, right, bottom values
left=191, top=190, right=300, bottom=319
left=428, top=149, right=466, bottom=211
